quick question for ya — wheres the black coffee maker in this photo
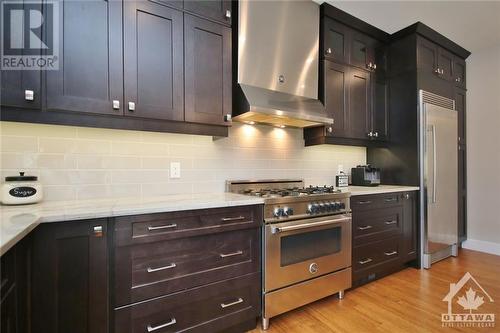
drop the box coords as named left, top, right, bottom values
left=351, top=165, right=381, bottom=186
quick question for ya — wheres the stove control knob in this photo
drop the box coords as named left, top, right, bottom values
left=274, top=207, right=284, bottom=217
left=327, top=202, right=335, bottom=211
left=339, top=202, right=346, bottom=210
left=284, top=207, right=294, bottom=216
left=319, top=202, right=326, bottom=213
left=307, top=204, right=313, bottom=214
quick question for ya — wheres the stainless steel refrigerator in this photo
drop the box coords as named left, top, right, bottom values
left=419, top=90, right=458, bottom=269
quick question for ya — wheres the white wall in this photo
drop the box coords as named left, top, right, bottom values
left=463, top=45, right=500, bottom=252
left=0, top=122, right=365, bottom=201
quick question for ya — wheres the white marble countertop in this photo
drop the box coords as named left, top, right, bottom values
left=348, top=185, right=419, bottom=196
left=0, top=193, right=264, bottom=256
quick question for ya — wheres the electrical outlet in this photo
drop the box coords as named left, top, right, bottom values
left=170, top=162, right=181, bottom=178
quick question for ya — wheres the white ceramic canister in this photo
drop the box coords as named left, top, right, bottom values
left=1, top=172, right=43, bottom=205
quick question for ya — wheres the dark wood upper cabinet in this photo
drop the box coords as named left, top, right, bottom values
left=184, top=14, right=231, bottom=126
left=453, top=56, right=466, bottom=88
left=350, top=31, right=377, bottom=71
left=183, top=0, right=232, bottom=25
left=123, top=1, right=184, bottom=121
left=438, top=47, right=454, bottom=81
left=322, top=17, right=350, bottom=63
left=46, top=0, right=123, bottom=115
left=0, top=0, right=42, bottom=111
left=349, top=68, right=371, bottom=139
left=31, top=219, right=108, bottom=333
left=417, top=36, right=439, bottom=73
left=323, top=61, right=349, bottom=137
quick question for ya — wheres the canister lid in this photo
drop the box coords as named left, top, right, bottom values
left=5, top=172, right=38, bottom=182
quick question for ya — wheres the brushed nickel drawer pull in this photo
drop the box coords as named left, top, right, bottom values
left=384, top=251, right=398, bottom=256
left=221, top=216, right=245, bottom=222
left=147, top=318, right=176, bottom=332
left=220, top=298, right=243, bottom=309
left=147, top=263, right=176, bottom=273
left=358, top=258, right=373, bottom=265
left=357, top=200, right=372, bottom=204
left=385, top=220, right=397, bottom=225
left=357, top=225, right=373, bottom=230
left=220, top=250, right=243, bottom=258
left=148, top=223, right=177, bottom=231
left=384, top=198, right=397, bottom=202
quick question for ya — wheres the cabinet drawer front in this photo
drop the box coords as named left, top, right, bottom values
left=114, top=229, right=260, bottom=306
left=353, top=237, right=401, bottom=272
left=353, top=206, right=403, bottom=245
left=114, top=205, right=262, bottom=246
left=351, top=192, right=401, bottom=211
left=114, top=273, right=260, bottom=333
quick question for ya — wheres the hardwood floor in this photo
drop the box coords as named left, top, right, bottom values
left=250, top=249, right=500, bottom=333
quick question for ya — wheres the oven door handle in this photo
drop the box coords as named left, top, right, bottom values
left=271, top=216, right=350, bottom=234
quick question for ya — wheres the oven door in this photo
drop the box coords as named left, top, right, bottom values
left=264, top=214, right=351, bottom=292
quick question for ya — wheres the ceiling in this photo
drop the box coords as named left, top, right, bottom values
left=321, top=1, right=500, bottom=53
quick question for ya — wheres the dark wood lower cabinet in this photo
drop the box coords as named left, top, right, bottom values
left=0, top=236, right=31, bottom=333
left=351, top=191, right=418, bottom=287
left=31, top=219, right=109, bottom=333
left=114, top=273, right=260, bottom=333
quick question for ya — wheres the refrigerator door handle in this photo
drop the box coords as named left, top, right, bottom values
left=430, top=124, right=437, bottom=204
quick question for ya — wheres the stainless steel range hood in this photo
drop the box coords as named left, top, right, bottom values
left=233, top=0, right=332, bottom=128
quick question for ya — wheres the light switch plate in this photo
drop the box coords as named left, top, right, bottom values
left=170, top=162, right=181, bottom=178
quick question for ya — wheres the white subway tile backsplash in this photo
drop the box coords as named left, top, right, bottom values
left=1, top=121, right=366, bottom=201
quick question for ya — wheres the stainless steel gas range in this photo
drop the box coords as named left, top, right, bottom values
left=227, top=180, right=352, bottom=330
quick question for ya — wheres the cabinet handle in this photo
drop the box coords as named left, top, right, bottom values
left=385, top=220, right=397, bottom=225
left=147, top=263, right=176, bottom=273
left=112, top=100, right=120, bottom=110
left=220, top=298, right=244, bottom=309
left=220, top=250, right=243, bottom=258
left=128, top=101, right=135, bottom=111
left=325, top=47, right=332, bottom=55
left=373, top=132, right=379, bottom=138
left=147, top=223, right=177, bottom=231
left=93, top=225, right=103, bottom=237
left=384, top=197, right=397, bottom=202
left=326, top=126, right=333, bottom=134
left=24, top=90, right=34, bottom=101
left=456, top=77, right=461, bottom=82
left=384, top=251, right=398, bottom=256
left=367, top=131, right=373, bottom=138
left=357, top=225, right=373, bottom=230
left=225, top=9, right=231, bottom=19
left=373, top=63, right=377, bottom=70
left=357, top=200, right=372, bottom=205
left=147, top=318, right=176, bottom=332
left=358, top=258, right=373, bottom=265
left=367, top=62, right=373, bottom=69
left=278, top=74, right=285, bottom=83
left=440, top=69, right=445, bottom=74
left=434, top=68, right=440, bottom=74
left=221, top=216, right=245, bottom=222
left=404, top=193, right=410, bottom=200
left=224, top=114, right=232, bottom=122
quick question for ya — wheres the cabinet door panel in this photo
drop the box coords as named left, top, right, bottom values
left=124, top=1, right=184, bottom=121
left=0, top=0, right=41, bottom=110
left=455, top=87, right=466, bottom=144
left=438, top=47, right=454, bottom=81
left=31, top=220, right=108, bottom=333
left=46, top=0, right=122, bottom=115
left=322, top=18, right=350, bottom=63
left=453, top=56, right=466, bottom=88
left=349, top=68, right=371, bottom=139
left=372, top=78, right=388, bottom=141
left=402, top=192, right=417, bottom=260
left=417, top=37, right=438, bottom=73
left=184, top=14, right=231, bottom=125
left=323, top=61, right=349, bottom=137
left=350, top=32, right=371, bottom=70
left=184, top=0, right=232, bottom=25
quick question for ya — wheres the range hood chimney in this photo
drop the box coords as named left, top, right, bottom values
left=233, top=0, right=332, bottom=128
